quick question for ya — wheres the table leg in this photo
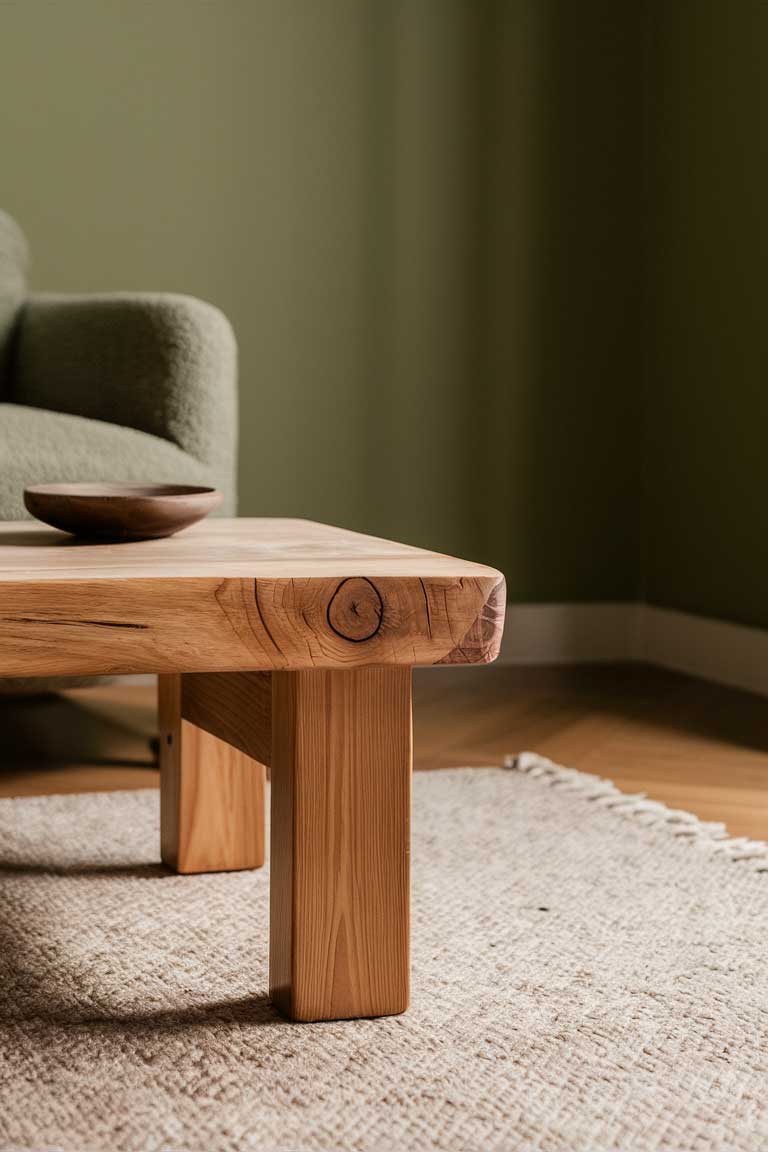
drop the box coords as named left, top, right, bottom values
left=270, top=667, right=411, bottom=1021
left=159, top=674, right=266, bottom=873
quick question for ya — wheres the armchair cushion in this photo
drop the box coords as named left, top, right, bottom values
left=11, top=292, right=237, bottom=505
left=0, top=401, right=229, bottom=520
left=0, top=211, right=28, bottom=392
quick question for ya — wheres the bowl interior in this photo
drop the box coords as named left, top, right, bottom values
left=25, top=483, right=217, bottom=500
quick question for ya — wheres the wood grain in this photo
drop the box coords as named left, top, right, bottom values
left=159, top=674, right=266, bottom=874
left=437, top=575, right=507, bottom=664
left=270, top=667, right=411, bottom=1021
left=181, top=672, right=272, bottom=766
left=0, top=575, right=502, bottom=675
left=0, top=519, right=505, bottom=676
left=0, top=518, right=502, bottom=580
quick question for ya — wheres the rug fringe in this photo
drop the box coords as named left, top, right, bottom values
left=505, top=751, right=768, bottom=872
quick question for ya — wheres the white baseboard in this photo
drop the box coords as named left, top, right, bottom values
left=499, top=601, right=768, bottom=698
left=639, top=605, right=768, bottom=697
left=499, top=603, right=643, bottom=665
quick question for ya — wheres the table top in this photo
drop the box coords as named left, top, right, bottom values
left=0, top=518, right=505, bottom=676
left=0, top=518, right=500, bottom=583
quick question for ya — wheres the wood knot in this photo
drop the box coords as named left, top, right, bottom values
left=327, top=578, right=383, bottom=642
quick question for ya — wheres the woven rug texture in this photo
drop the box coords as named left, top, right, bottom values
left=1, top=757, right=767, bottom=1152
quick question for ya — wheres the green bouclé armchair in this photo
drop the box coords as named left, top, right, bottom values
left=0, top=208, right=238, bottom=692
left=0, top=209, right=237, bottom=520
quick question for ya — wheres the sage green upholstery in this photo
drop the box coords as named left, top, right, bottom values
left=0, top=208, right=238, bottom=692
left=11, top=293, right=237, bottom=507
left=0, top=403, right=225, bottom=520
left=0, top=210, right=237, bottom=515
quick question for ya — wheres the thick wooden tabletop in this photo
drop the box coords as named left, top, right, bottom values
left=0, top=518, right=505, bottom=676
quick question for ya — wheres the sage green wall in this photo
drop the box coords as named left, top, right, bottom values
left=486, top=1, right=644, bottom=601
left=644, top=1, right=768, bottom=628
left=0, top=0, right=643, bottom=601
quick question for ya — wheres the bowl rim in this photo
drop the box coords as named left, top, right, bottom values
left=24, top=483, right=222, bottom=501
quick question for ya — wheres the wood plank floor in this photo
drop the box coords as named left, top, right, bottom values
left=1, top=664, right=767, bottom=839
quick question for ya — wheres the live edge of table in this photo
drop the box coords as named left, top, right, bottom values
left=0, top=518, right=506, bottom=1022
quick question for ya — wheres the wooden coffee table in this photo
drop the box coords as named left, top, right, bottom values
left=0, top=518, right=505, bottom=1021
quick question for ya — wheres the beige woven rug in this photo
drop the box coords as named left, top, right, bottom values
left=1, top=755, right=767, bottom=1152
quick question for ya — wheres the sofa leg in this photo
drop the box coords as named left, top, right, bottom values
left=158, top=674, right=266, bottom=874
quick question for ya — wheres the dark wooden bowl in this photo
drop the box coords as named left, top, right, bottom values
left=23, top=483, right=223, bottom=541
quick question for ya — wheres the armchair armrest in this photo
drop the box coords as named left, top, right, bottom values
left=11, top=292, right=237, bottom=496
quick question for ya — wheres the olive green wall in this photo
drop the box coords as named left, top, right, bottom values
left=644, top=1, right=768, bottom=628
left=0, top=0, right=644, bottom=601
left=486, top=1, right=644, bottom=601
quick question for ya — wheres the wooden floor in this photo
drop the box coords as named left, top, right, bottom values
left=1, top=664, right=767, bottom=839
